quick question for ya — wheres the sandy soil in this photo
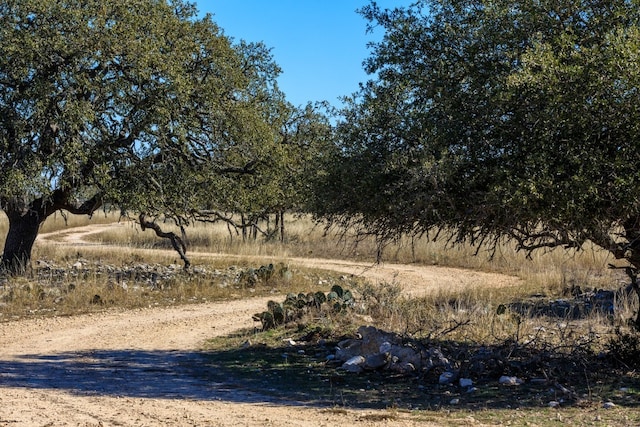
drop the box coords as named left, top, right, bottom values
left=0, top=224, right=520, bottom=426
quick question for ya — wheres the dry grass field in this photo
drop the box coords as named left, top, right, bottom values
left=0, top=209, right=632, bottom=330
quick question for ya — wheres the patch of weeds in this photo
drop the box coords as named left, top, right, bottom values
left=357, top=412, right=399, bottom=422
left=607, top=327, right=640, bottom=369
left=0, top=260, right=316, bottom=321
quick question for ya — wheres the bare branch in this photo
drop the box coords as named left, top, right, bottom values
left=139, top=213, right=190, bottom=270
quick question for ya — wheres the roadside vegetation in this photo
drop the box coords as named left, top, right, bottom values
left=2, top=211, right=639, bottom=425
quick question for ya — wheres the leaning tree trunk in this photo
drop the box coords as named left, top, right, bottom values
left=139, top=214, right=191, bottom=270
left=1, top=191, right=102, bottom=275
left=1, top=208, right=43, bottom=274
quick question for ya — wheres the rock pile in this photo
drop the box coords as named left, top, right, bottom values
left=0, top=259, right=290, bottom=305
left=31, top=259, right=240, bottom=289
left=332, top=325, right=451, bottom=375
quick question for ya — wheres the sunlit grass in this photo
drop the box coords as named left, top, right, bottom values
left=0, top=210, right=625, bottom=296
left=0, top=210, right=631, bottom=340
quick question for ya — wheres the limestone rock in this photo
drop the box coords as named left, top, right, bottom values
left=499, top=375, right=524, bottom=386
left=342, top=356, right=365, bottom=373
left=365, top=352, right=389, bottom=370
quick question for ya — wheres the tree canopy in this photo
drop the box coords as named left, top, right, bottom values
left=314, top=0, right=640, bottom=319
left=0, top=0, right=326, bottom=272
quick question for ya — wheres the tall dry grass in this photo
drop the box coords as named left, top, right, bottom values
left=0, top=210, right=625, bottom=295
left=1, top=210, right=636, bottom=350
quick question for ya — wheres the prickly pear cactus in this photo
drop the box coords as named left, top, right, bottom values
left=253, top=284, right=356, bottom=330
left=239, top=263, right=290, bottom=287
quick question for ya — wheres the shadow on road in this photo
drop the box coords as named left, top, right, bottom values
left=0, top=349, right=319, bottom=406
left=3, top=342, right=640, bottom=411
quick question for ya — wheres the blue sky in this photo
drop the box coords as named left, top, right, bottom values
left=195, top=1, right=409, bottom=107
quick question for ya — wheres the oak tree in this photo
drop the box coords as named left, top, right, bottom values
left=316, top=0, right=640, bottom=324
left=0, top=0, right=284, bottom=272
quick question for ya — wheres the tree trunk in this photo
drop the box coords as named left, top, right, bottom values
left=1, top=209, right=43, bottom=274
left=279, top=210, right=285, bottom=243
left=1, top=191, right=102, bottom=275
left=139, top=214, right=191, bottom=270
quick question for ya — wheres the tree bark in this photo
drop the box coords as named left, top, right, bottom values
left=1, top=191, right=103, bottom=275
left=139, top=214, right=191, bottom=270
left=621, top=266, right=640, bottom=330
left=279, top=210, right=285, bottom=243
left=1, top=208, right=43, bottom=274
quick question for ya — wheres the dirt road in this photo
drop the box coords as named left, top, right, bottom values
left=0, top=224, right=519, bottom=426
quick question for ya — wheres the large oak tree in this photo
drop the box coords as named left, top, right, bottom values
left=315, top=0, right=640, bottom=323
left=0, top=0, right=286, bottom=272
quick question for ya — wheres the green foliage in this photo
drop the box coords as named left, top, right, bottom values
left=327, top=284, right=355, bottom=312
left=315, top=0, right=640, bottom=271
left=0, top=0, right=333, bottom=269
left=607, top=327, right=640, bottom=369
left=252, top=285, right=355, bottom=330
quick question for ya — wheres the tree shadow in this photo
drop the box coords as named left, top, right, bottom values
left=0, top=349, right=317, bottom=405
left=2, top=341, right=640, bottom=411
left=200, top=340, right=640, bottom=410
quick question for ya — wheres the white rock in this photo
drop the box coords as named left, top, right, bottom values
left=548, top=401, right=561, bottom=408
left=499, top=376, right=524, bottom=386
left=439, top=371, right=455, bottom=385
left=459, top=378, right=473, bottom=388
left=603, top=401, right=616, bottom=409
left=449, top=398, right=460, bottom=405
left=379, top=341, right=392, bottom=353
left=342, top=356, right=365, bottom=373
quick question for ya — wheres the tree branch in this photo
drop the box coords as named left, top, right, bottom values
left=63, top=193, right=103, bottom=217
left=214, top=159, right=259, bottom=175
left=139, top=213, right=191, bottom=270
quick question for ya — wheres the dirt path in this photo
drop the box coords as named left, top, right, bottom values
left=38, top=222, right=521, bottom=297
left=0, top=224, right=519, bottom=426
